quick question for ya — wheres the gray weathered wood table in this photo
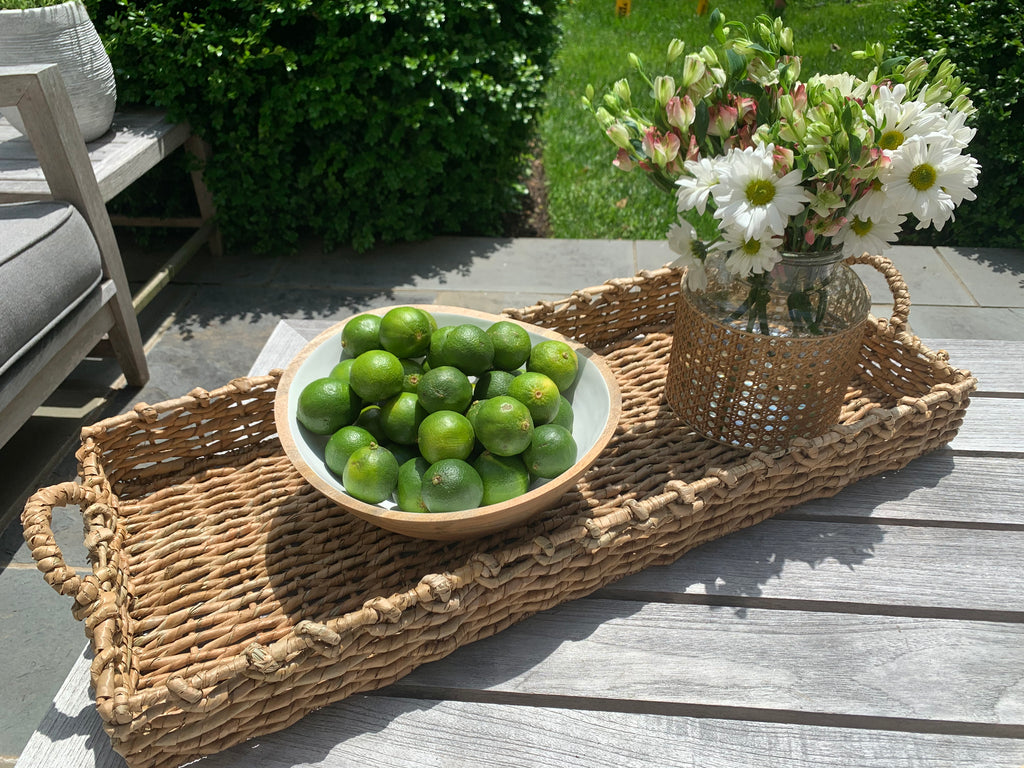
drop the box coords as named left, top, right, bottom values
left=16, top=321, right=1024, bottom=767
left=0, top=110, right=219, bottom=313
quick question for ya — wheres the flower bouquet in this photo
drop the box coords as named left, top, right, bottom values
left=586, top=9, right=979, bottom=337
left=585, top=9, right=980, bottom=450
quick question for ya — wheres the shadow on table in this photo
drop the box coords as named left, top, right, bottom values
left=18, top=653, right=129, bottom=768
left=165, top=235, right=551, bottom=342
left=957, top=246, right=1024, bottom=289
left=603, top=451, right=961, bottom=618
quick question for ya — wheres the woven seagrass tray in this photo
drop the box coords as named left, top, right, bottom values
left=22, top=259, right=976, bottom=768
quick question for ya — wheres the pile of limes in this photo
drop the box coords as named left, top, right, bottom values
left=295, top=306, right=581, bottom=513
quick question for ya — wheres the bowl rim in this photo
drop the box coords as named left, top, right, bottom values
left=274, top=304, right=622, bottom=539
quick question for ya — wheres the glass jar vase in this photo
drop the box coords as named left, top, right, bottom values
left=688, top=248, right=871, bottom=338
left=665, top=249, right=872, bottom=452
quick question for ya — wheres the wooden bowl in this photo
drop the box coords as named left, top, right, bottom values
left=275, top=305, right=621, bottom=540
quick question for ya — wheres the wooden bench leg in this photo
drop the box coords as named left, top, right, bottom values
left=185, top=134, right=222, bottom=258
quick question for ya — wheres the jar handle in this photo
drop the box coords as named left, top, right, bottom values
left=845, top=252, right=911, bottom=331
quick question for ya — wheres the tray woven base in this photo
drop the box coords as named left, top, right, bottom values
left=22, top=265, right=976, bottom=768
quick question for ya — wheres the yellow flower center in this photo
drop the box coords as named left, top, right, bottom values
left=745, top=179, right=776, bottom=206
left=909, top=163, right=937, bottom=191
left=741, top=238, right=762, bottom=255
left=879, top=129, right=905, bottom=151
left=851, top=217, right=874, bottom=236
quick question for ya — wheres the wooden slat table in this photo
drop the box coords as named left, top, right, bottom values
left=15, top=325, right=1024, bottom=768
left=0, top=110, right=219, bottom=313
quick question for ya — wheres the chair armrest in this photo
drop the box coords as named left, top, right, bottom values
left=0, top=64, right=147, bottom=386
left=0, top=64, right=120, bottom=277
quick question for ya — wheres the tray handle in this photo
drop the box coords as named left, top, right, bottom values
left=21, top=482, right=107, bottom=614
left=845, top=251, right=911, bottom=331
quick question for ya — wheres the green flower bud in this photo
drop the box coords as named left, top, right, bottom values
left=654, top=75, right=676, bottom=107
left=606, top=123, right=632, bottom=150
left=780, top=27, right=794, bottom=53
left=777, top=93, right=795, bottom=122
left=667, top=38, right=685, bottom=63
left=681, top=53, right=706, bottom=88
left=950, top=94, right=974, bottom=114
left=613, top=78, right=632, bottom=106
left=594, top=107, right=616, bottom=128
left=935, top=58, right=956, bottom=83
left=902, top=56, right=929, bottom=81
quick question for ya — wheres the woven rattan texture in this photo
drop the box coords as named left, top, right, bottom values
left=22, top=264, right=976, bottom=768
left=666, top=292, right=869, bottom=451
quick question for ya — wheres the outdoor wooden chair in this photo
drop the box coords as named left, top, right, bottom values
left=0, top=64, right=148, bottom=448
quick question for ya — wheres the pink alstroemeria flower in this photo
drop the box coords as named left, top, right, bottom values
left=736, top=97, right=758, bottom=127
left=613, top=148, right=635, bottom=172
left=706, top=103, right=739, bottom=137
left=666, top=95, right=696, bottom=131
left=803, top=213, right=846, bottom=246
left=642, top=127, right=681, bottom=168
left=772, top=145, right=795, bottom=173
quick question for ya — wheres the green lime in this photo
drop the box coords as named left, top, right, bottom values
left=296, top=377, right=361, bottom=435
left=353, top=404, right=387, bottom=443
left=324, top=425, right=376, bottom=476
left=487, top=321, right=532, bottom=371
left=523, top=424, right=577, bottom=479
left=341, top=314, right=383, bottom=357
left=508, top=371, right=560, bottom=425
left=474, top=369, right=519, bottom=400
left=342, top=443, right=400, bottom=504
left=425, top=325, right=453, bottom=369
left=465, top=399, right=484, bottom=431
left=438, top=324, right=494, bottom=376
left=379, top=391, right=427, bottom=445
left=527, top=340, right=579, bottom=393
left=420, top=458, right=484, bottom=513
left=551, top=395, right=575, bottom=431
left=329, top=358, right=355, bottom=384
left=395, top=457, right=431, bottom=512
left=417, top=365, right=473, bottom=414
left=417, top=410, right=476, bottom=464
left=473, top=452, right=531, bottom=506
left=378, top=306, right=435, bottom=358
left=473, top=396, right=534, bottom=456
left=349, top=349, right=405, bottom=402
left=400, top=358, right=424, bottom=392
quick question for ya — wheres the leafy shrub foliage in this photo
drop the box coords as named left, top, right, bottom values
left=890, top=0, right=1024, bottom=248
left=89, top=0, right=561, bottom=251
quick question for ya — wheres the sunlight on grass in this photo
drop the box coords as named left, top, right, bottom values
left=540, top=0, right=895, bottom=240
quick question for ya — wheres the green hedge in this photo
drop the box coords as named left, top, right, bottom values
left=890, top=0, right=1024, bottom=248
left=89, top=0, right=562, bottom=251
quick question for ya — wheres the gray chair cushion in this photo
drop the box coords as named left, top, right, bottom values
left=0, top=200, right=102, bottom=377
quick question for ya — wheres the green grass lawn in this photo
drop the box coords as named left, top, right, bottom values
left=539, top=0, right=897, bottom=240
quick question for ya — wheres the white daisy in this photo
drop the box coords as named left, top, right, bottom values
left=882, top=136, right=980, bottom=230
left=710, top=143, right=808, bottom=240
left=711, top=229, right=783, bottom=278
left=675, top=156, right=720, bottom=215
left=940, top=109, right=977, bottom=150
left=666, top=219, right=708, bottom=291
left=869, top=83, right=945, bottom=152
left=849, top=179, right=893, bottom=223
left=834, top=214, right=906, bottom=257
